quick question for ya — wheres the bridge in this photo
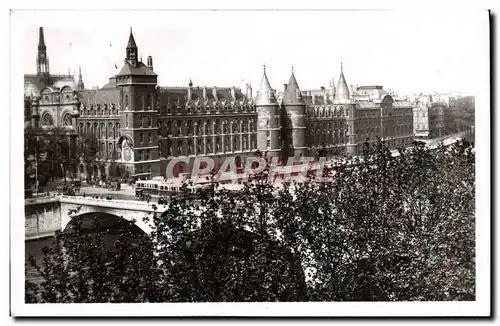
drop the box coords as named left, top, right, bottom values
left=25, top=195, right=168, bottom=240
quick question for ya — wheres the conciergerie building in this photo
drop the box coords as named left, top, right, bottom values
left=24, top=27, right=414, bottom=181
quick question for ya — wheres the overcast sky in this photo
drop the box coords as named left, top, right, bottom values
left=19, top=10, right=488, bottom=96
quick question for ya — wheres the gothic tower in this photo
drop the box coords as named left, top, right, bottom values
left=116, top=28, right=160, bottom=179
left=36, top=27, right=50, bottom=87
left=281, top=67, right=306, bottom=158
left=256, top=66, right=281, bottom=158
left=335, top=63, right=357, bottom=157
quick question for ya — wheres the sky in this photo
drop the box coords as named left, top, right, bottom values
left=18, top=10, right=489, bottom=96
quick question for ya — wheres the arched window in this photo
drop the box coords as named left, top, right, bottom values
left=148, top=116, right=152, bottom=127
left=158, top=141, right=162, bottom=157
left=62, top=113, right=72, bottom=126
left=41, top=112, right=54, bottom=126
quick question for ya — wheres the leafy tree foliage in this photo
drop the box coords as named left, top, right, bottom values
left=26, top=140, right=475, bottom=302
left=25, top=126, right=75, bottom=189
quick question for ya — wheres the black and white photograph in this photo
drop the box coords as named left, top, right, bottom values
left=8, top=5, right=491, bottom=318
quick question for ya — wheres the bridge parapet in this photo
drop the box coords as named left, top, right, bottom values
left=58, top=196, right=168, bottom=213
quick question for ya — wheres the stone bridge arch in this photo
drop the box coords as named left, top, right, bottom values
left=59, top=197, right=163, bottom=235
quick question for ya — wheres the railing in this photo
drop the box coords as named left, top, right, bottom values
left=59, top=195, right=168, bottom=211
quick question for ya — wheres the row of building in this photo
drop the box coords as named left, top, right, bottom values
left=24, top=27, right=471, bottom=182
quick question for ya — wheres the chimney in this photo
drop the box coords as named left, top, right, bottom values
left=246, top=83, right=252, bottom=99
left=147, top=55, right=153, bottom=70
left=187, top=85, right=192, bottom=102
left=212, top=87, right=218, bottom=102
left=203, top=86, right=207, bottom=101
left=230, top=86, right=236, bottom=101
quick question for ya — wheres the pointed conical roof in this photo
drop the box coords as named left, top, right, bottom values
left=335, top=64, right=350, bottom=101
left=256, top=66, right=276, bottom=105
left=282, top=70, right=303, bottom=105
left=127, top=27, right=137, bottom=49
left=38, top=27, right=46, bottom=49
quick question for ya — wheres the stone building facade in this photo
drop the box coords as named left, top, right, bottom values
left=25, top=27, right=414, bottom=181
left=412, top=94, right=456, bottom=139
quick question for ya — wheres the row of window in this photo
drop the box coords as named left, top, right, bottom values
left=78, top=122, right=120, bottom=140
left=80, top=106, right=118, bottom=117
left=307, top=106, right=347, bottom=118
left=158, top=136, right=256, bottom=157
left=158, top=104, right=256, bottom=115
left=139, top=132, right=153, bottom=144
left=158, top=118, right=256, bottom=137
left=306, top=132, right=348, bottom=147
left=123, top=93, right=155, bottom=111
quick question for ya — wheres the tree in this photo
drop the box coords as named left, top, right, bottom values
left=26, top=140, right=475, bottom=302
left=24, top=126, right=76, bottom=189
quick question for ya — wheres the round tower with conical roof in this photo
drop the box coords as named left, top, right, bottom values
left=256, top=65, right=281, bottom=158
left=334, top=63, right=358, bottom=157
left=281, top=67, right=306, bottom=158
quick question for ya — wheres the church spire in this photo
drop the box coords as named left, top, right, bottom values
left=77, top=66, right=85, bottom=90
left=38, top=27, right=46, bottom=50
left=36, top=27, right=49, bottom=75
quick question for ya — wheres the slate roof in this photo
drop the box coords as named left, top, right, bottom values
left=282, top=72, right=304, bottom=105
left=79, top=88, right=120, bottom=107
left=116, top=61, right=157, bottom=77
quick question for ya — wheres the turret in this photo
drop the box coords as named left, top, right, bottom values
left=256, top=65, right=281, bottom=158
left=333, top=63, right=357, bottom=156
left=335, top=62, right=350, bottom=102
left=282, top=67, right=306, bottom=158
